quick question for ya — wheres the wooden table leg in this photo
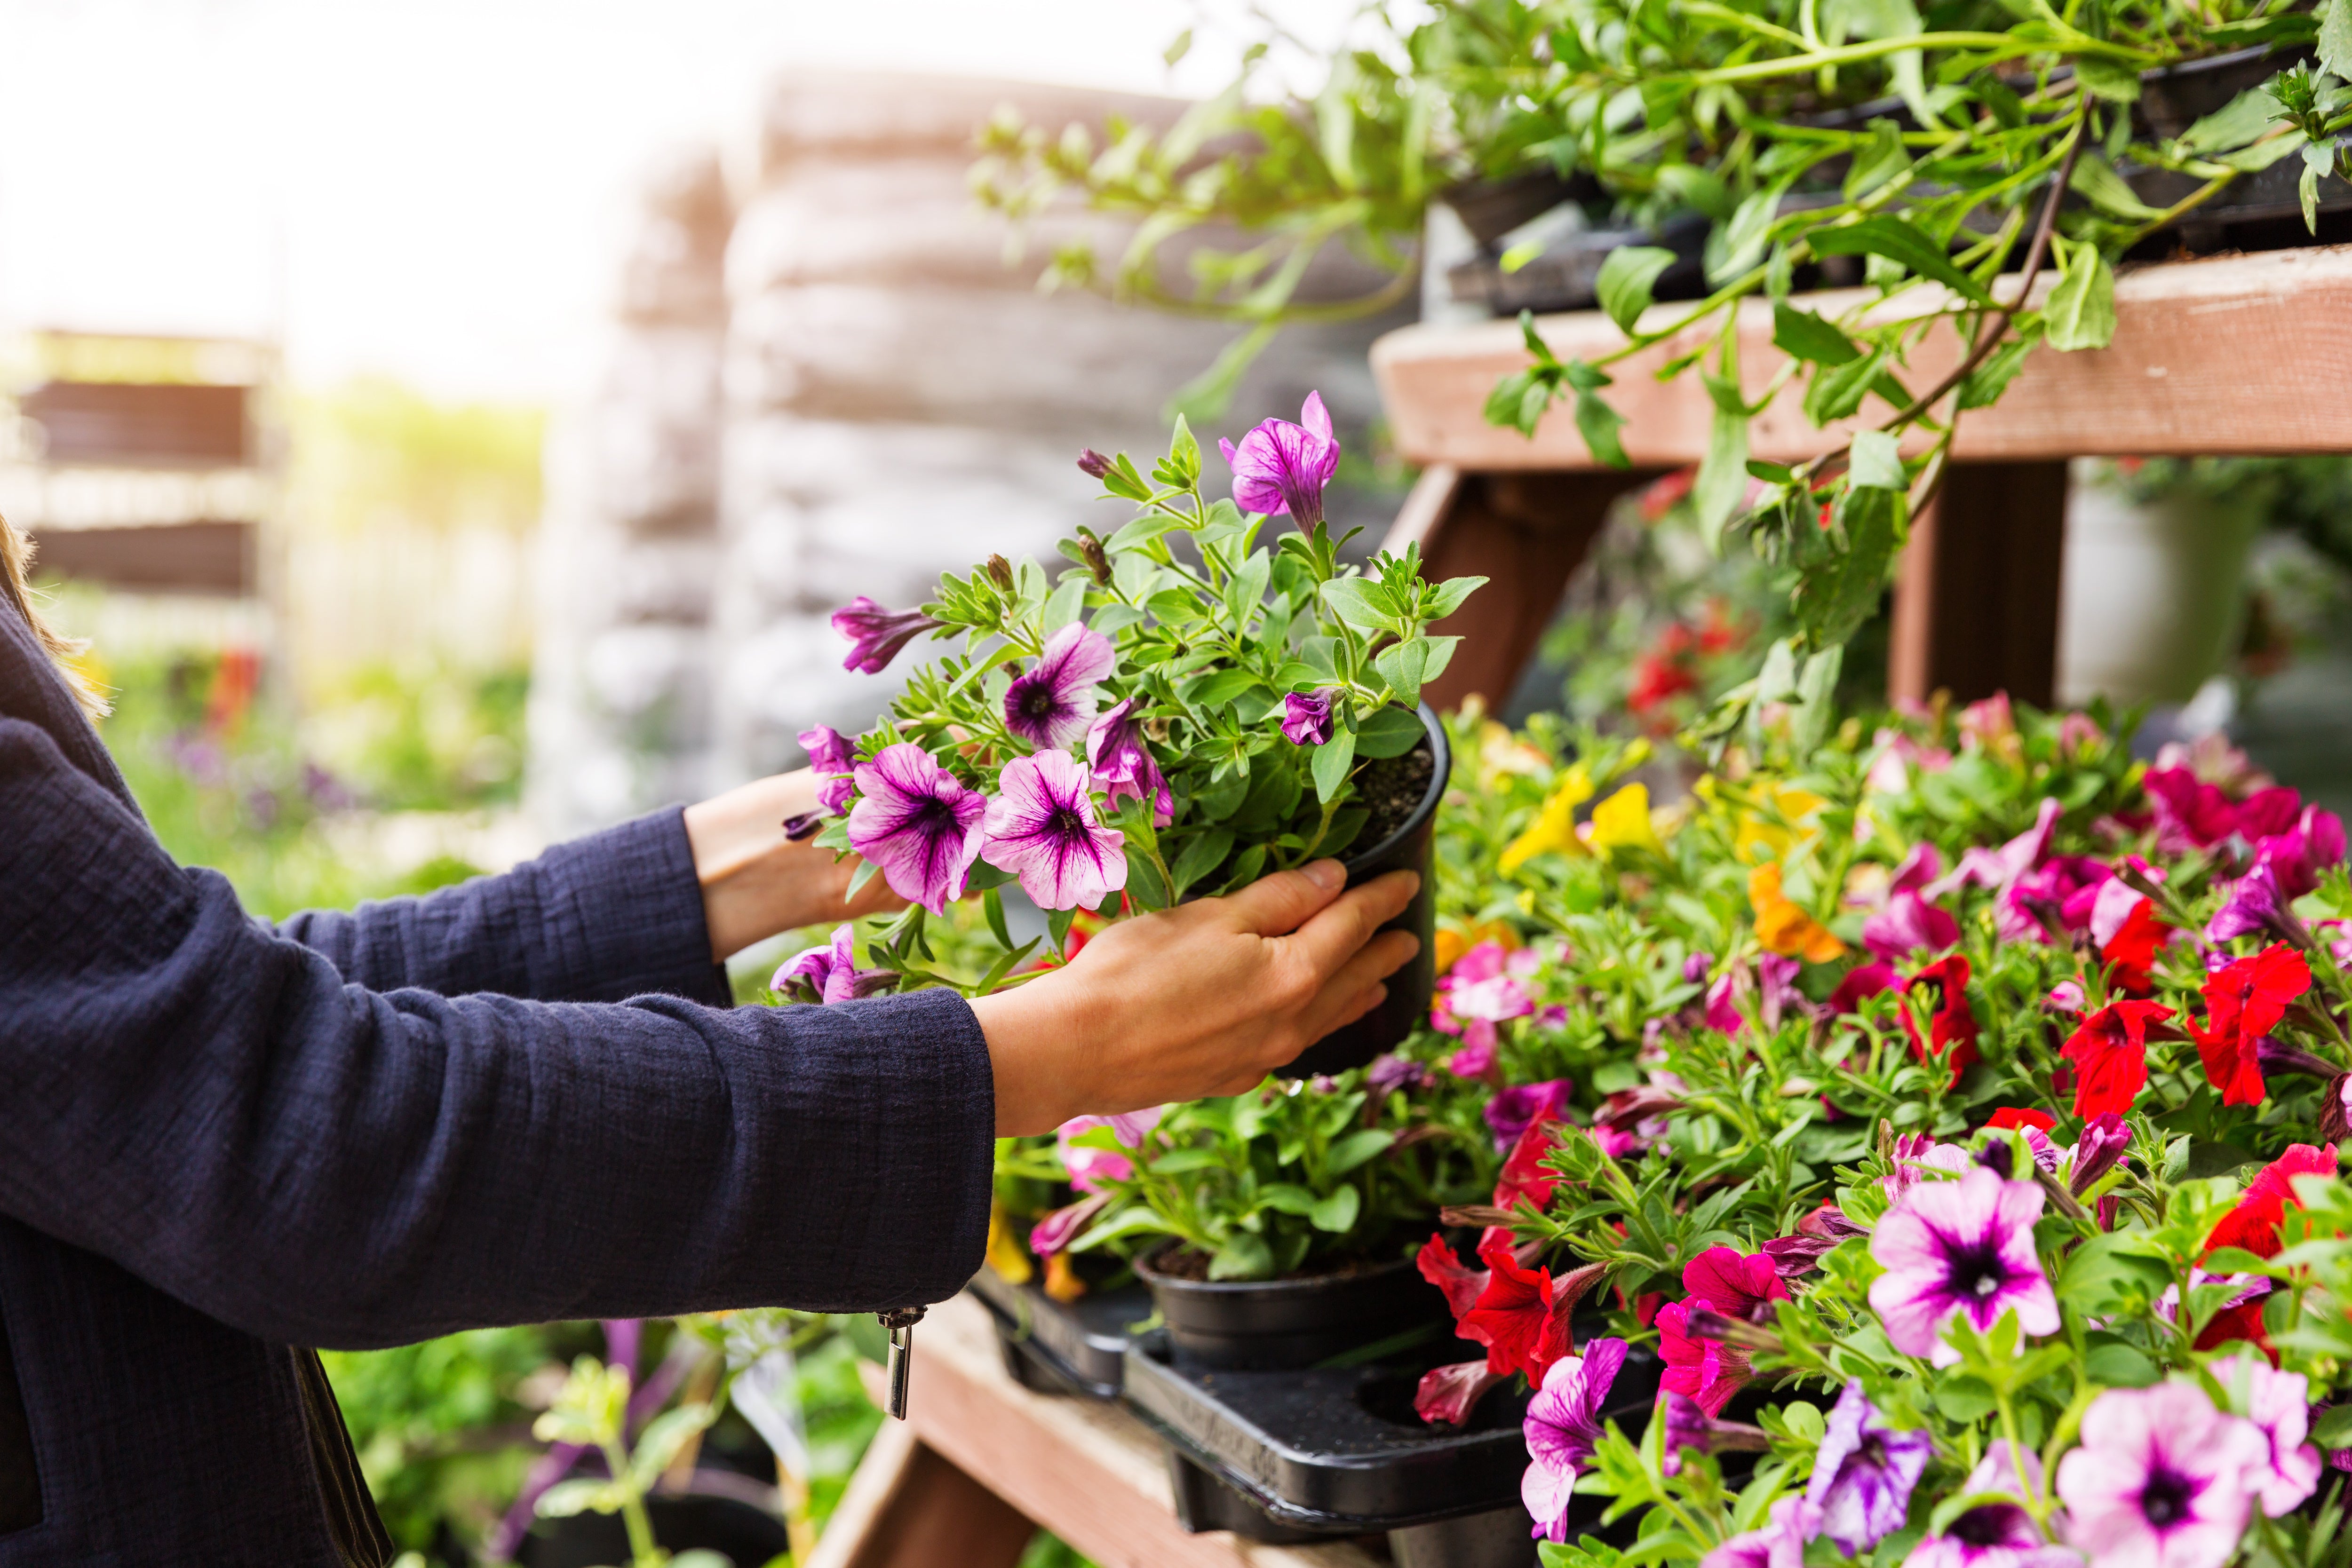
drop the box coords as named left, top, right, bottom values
left=1887, top=459, right=2069, bottom=709
left=1386, top=467, right=1657, bottom=714
left=805, top=1416, right=1039, bottom=1568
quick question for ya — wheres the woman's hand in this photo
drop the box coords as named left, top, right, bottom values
left=683, top=771, right=901, bottom=961
left=969, top=861, right=1421, bottom=1136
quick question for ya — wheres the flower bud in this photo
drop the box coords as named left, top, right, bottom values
left=985, top=554, right=1015, bottom=591
left=1076, top=448, right=1113, bottom=479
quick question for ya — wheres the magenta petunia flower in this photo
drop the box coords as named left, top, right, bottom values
left=2212, top=1354, right=2322, bottom=1517
left=1700, top=1494, right=1822, bottom=1568
left=1868, top=1165, right=2058, bottom=1365
left=2205, top=860, right=2290, bottom=946
left=1446, top=1030, right=1499, bottom=1080
left=2056, top=1383, right=2270, bottom=1568
left=1521, top=1337, right=1629, bottom=1543
left=1865, top=890, right=1961, bottom=961
left=832, top=595, right=943, bottom=674
left=1281, top=689, right=1339, bottom=746
left=772, top=925, right=891, bottom=1005
left=845, top=743, right=988, bottom=913
left=2068, top=1112, right=2132, bottom=1196
left=798, top=723, right=857, bottom=816
left=1657, top=1301, right=1750, bottom=1416
left=1927, top=797, right=2063, bottom=901
left=1911, top=1446, right=2078, bottom=1568
left=1057, top=1107, right=1163, bottom=1195
left=1806, top=1380, right=1934, bottom=1555
left=980, top=750, right=1127, bottom=911
left=1002, top=623, right=1116, bottom=751
left=1085, top=697, right=1171, bottom=827
left=1484, top=1078, right=1572, bottom=1151
left=1683, top=1246, right=1792, bottom=1323
left=1220, top=390, right=1341, bottom=526
left=2260, top=804, right=2347, bottom=899
left=1028, top=1193, right=1108, bottom=1257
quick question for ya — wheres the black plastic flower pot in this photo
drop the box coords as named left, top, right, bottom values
left=1277, top=702, right=1452, bottom=1080
left=965, top=1263, right=1150, bottom=1401
left=1134, top=1249, right=1450, bottom=1371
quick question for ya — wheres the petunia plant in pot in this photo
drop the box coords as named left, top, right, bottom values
left=1038, top=1058, right=1497, bottom=1369
left=792, top=392, right=1483, bottom=1071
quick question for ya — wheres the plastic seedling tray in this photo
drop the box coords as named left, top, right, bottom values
left=964, top=1267, right=1154, bottom=1401
left=1120, top=1326, right=1666, bottom=1557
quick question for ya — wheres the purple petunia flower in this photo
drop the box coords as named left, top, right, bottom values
left=1700, top=1495, right=1823, bottom=1568
left=2212, top=1354, right=2323, bottom=1517
left=1220, top=390, right=1341, bottom=526
left=1911, top=1446, right=2078, bottom=1568
left=1867, top=1165, right=2059, bottom=1365
left=2056, top=1383, right=2270, bottom=1568
left=1367, top=1053, right=1432, bottom=1099
left=1003, top=623, right=1116, bottom=751
left=1485, top=1078, right=1572, bottom=1152
left=845, top=743, right=988, bottom=913
left=832, top=595, right=943, bottom=674
left=980, top=750, right=1127, bottom=911
left=1521, top=1337, right=1628, bottom=1543
left=798, top=723, right=857, bottom=816
left=2205, top=860, right=2289, bottom=946
left=1282, top=689, right=1339, bottom=747
left=1086, top=697, right=1172, bottom=827
left=1660, top=1391, right=1772, bottom=1477
left=2068, top=1112, right=2132, bottom=1196
left=772, top=925, right=892, bottom=1005
left=1805, top=1380, right=1934, bottom=1555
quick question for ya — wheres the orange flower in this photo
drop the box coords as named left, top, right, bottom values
left=1749, top=863, right=1847, bottom=963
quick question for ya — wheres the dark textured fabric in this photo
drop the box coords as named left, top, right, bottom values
left=0, top=600, right=995, bottom=1563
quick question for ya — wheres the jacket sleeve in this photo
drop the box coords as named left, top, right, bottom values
left=272, top=809, right=731, bottom=1006
left=0, top=716, right=993, bottom=1349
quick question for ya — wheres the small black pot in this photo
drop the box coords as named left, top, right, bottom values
left=1135, top=1249, right=1448, bottom=1370
left=1277, top=702, right=1452, bottom=1079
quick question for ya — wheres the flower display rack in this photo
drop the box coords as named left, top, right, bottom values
left=1371, top=246, right=2352, bottom=713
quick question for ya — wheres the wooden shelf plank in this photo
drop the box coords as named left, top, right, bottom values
left=1373, top=245, right=2352, bottom=471
left=837, top=1295, right=1384, bottom=1568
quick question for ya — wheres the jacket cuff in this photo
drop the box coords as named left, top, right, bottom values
left=532, top=807, right=731, bottom=1006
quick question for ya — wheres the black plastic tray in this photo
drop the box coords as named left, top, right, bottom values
left=965, top=1267, right=1153, bottom=1401
left=1120, top=1330, right=1665, bottom=1535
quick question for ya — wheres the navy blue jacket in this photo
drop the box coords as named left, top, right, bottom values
left=0, top=599, right=994, bottom=1564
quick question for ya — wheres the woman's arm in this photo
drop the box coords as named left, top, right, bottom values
left=0, top=716, right=1414, bottom=1346
left=277, top=769, right=898, bottom=1003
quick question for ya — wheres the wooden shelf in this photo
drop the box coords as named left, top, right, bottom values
left=1372, top=245, right=2352, bottom=471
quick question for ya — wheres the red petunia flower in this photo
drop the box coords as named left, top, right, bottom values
left=2192, top=945, right=2314, bottom=1108
left=1986, top=1107, right=2058, bottom=1133
left=2099, top=900, right=2174, bottom=997
left=1494, top=1111, right=1565, bottom=1213
left=1457, top=1232, right=1572, bottom=1381
left=2205, top=1144, right=2339, bottom=1261
left=1902, top=955, right=1980, bottom=1087
left=2059, top=1001, right=2174, bottom=1120
left=1417, top=1232, right=1489, bottom=1318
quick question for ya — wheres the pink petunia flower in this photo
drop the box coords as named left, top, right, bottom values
left=1522, top=1338, right=1629, bottom=1543
left=2210, top=1354, right=2322, bottom=1517
left=1868, top=1166, right=2059, bottom=1365
left=1002, top=623, right=1116, bottom=750
left=2056, top=1383, right=2270, bottom=1568
left=1910, top=1445, right=2077, bottom=1568
left=772, top=924, right=891, bottom=1005
left=979, top=751, right=1127, bottom=911
left=1086, top=697, right=1172, bottom=827
left=1219, top=390, right=1340, bottom=526
left=845, top=742, right=988, bottom=913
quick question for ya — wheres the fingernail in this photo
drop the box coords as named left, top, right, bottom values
left=1303, top=859, right=1346, bottom=891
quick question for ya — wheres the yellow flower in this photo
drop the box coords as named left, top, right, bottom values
left=1478, top=721, right=1551, bottom=785
left=985, top=1201, right=1033, bottom=1286
left=1589, top=784, right=1662, bottom=856
left=1748, top=863, right=1847, bottom=963
left=1044, top=1251, right=1086, bottom=1304
left=1728, top=783, right=1829, bottom=864
left=1499, top=766, right=1595, bottom=873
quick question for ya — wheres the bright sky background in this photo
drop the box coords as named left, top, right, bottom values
left=0, top=0, right=1366, bottom=402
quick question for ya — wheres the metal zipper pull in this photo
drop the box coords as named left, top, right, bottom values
left=878, top=1306, right=926, bottom=1419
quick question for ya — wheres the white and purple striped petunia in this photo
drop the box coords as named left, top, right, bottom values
left=1004, top=623, right=1116, bottom=751
left=1087, top=697, right=1172, bottom=827
left=772, top=925, right=892, bottom=1005
left=1521, top=1338, right=1628, bottom=1543
left=1805, top=1380, right=1934, bottom=1555
left=980, top=750, right=1127, bottom=911
left=1867, top=1165, right=2058, bottom=1365
left=1219, top=390, right=1341, bottom=527
left=845, top=743, right=988, bottom=914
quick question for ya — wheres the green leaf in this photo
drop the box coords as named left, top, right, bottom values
left=1190, top=667, right=1269, bottom=709
left=1809, top=215, right=1994, bottom=305
left=983, top=887, right=1014, bottom=950
left=1932, top=1375, right=1997, bottom=1423
left=1321, top=576, right=1390, bottom=635
left=1848, top=428, right=1907, bottom=491
left=1596, top=245, right=1678, bottom=333
left=1792, top=484, right=1901, bottom=648
left=1692, top=407, right=1749, bottom=546
left=2179, top=87, right=2288, bottom=155
left=1425, top=575, right=1486, bottom=621
left=1326, top=1129, right=1396, bottom=1175
left=1208, top=1232, right=1275, bottom=1280
left=1047, top=905, right=1077, bottom=955
left=537, top=1478, right=628, bottom=1519
left=2325, top=0, right=2352, bottom=80
left=1308, top=1187, right=1361, bottom=1233
left=1708, top=184, right=1784, bottom=285
left=1375, top=640, right=1427, bottom=706
left=2070, top=153, right=2165, bottom=221
left=2315, top=1403, right=2352, bottom=1448
left=1804, top=343, right=1893, bottom=424
left=1258, top=1183, right=1319, bottom=1216
left=1041, top=575, right=1088, bottom=632
left=630, top=1404, right=716, bottom=1488
left=1573, top=387, right=1632, bottom=469
left=1420, top=635, right=1460, bottom=686
left=1169, top=828, right=1235, bottom=899
left=1772, top=303, right=1861, bottom=366
left=1109, top=510, right=1193, bottom=551
left=2076, top=55, right=2143, bottom=103
left=2044, top=242, right=2117, bottom=351
left=1311, top=729, right=1357, bottom=802
left=1842, top=119, right=1913, bottom=201
left=1956, top=325, right=2042, bottom=410
left=1354, top=704, right=1425, bottom=758
left=2082, top=1338, right=2162, bottom=1388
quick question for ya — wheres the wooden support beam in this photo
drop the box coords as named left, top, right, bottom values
left=1887, top=460, right=2070, bottom=708
left=1403, top=469, right=1655, bottom=714
left=804, top=1419, right=1038, bottom=1568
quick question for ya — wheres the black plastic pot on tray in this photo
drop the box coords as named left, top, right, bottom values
left=965, top=1263, right=1152, bottom=1400
left=1135, top=1250, right=1451, bottom=1371
left=1278, top=703, right=1451, bottom=1079
left=1121, top=1326, right=1667, bottom=1562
